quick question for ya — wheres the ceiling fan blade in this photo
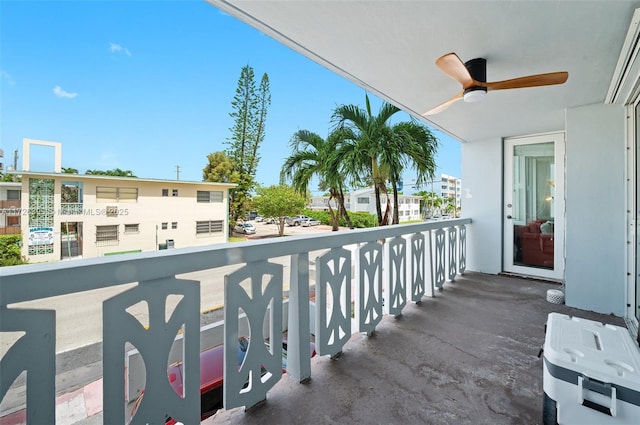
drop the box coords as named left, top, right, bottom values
left=481, top=72, right=568, bottom=91
left=435, top=53, right=474, bottom=89
left=423, top=91, right=463, bottom=116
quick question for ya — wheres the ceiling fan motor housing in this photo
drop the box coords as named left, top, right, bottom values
left=464, top=57, right=487, bottom=102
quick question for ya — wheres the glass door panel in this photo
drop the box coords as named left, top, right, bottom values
left=504, top=134, right=564, bottom=280
left=512, top=142, right=555, bottom=269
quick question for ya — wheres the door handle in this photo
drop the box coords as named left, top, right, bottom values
left=507, top=215, right=513, bottom=219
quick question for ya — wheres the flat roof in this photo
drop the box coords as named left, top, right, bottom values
left=11, top=171, right=237, bottom=188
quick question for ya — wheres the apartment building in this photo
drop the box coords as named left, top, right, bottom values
left=308, top=195, right=349, bottom=212
left=350, top=187, right=422, bottom=222
left=18, top=172, right=235, bottom=262
left=439, top=174, right=462, bottom=208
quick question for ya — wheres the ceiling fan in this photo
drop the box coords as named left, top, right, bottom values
left=423, top=52, right=568, bottom=115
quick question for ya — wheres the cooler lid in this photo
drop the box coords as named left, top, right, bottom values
left=544, top=313, right=640, bottom=392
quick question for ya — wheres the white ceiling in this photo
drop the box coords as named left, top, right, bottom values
left=207, top=0, right=639, bottom=143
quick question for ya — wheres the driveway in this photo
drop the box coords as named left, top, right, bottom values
left=244, top=221, right=341, bottom=239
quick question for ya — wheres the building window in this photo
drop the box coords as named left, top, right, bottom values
left=357, top=197, right=369, bottom=204
left=161, top=222, right=168, bottom=230
left=124, top=224, right=139, bottom=234
left=171, top=222, right=177, bottom=229
left=197, top=190, right=223, bottom=203
left=196, top=220, right=224, bottom=234
left=6, top=190, right=20, bottom=200
left=96, top=187, right=138, bottom=203
left=96, top=225, right=118, bottom=245
left=162, top=189, right=169, bottom=197
left=172, top=189, right=178, bottom=197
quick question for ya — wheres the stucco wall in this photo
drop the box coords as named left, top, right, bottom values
left=461, top=137, right=503, bottom=274
left=565, top=103, right=626, bottom=316
left=21, top=175, right=232, bottom=262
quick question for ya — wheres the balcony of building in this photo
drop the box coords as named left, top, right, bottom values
left=0, top=200, right=21, bottom=235
left=0, top=218, right=627, bottom=424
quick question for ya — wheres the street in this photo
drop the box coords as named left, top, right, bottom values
left=0, top=222, right=333, bottom=355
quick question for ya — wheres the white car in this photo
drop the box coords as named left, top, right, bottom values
left=301, top=218, right=320, bottom=227
left=234, top=222, right=256, bottom=235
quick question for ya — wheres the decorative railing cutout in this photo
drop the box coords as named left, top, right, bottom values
left=316, top=247, right=351, bottom=357
left=103, top=277, right=200, bottom=425
left=224, top=260, right=283, bottom=410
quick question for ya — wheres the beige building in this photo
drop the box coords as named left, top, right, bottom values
left=18, top=172, right=235, bottom=262
left=0, top=181, right=22, bottom=235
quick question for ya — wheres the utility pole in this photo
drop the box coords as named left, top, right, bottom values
left=175, top=165, right=181, bottom=181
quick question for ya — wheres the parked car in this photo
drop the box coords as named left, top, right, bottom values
left=285, top=215, right=310, bottom=226
left=234, top=222, right=256, bottom=235
left=132, top=337, right=316, bottom=424
left=301, top=218, right=320, bottom=227
left=255, top=215, right=264, bottom=222
left=244, top=211, right=258, bottom=220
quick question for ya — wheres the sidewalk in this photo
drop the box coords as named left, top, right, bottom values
left=0, top=379, right=102, bottom=425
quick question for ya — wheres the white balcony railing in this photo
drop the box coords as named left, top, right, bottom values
left=0, top=218, right=470, bottom=424
left=59, top=202, right=84, bottom=215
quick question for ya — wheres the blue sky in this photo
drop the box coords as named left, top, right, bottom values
left=0, top=0, right=460, bottom=194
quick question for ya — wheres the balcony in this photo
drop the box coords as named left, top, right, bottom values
left=0, top=200, right=21, bottom=210
left=0, top=218, right=623, bottom=424
left=59, top=203, right=84, bottom=215
left=0, top=227, right=21, bottom=235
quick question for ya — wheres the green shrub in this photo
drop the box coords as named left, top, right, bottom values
left=341, top=212, right=376, bottom=228
left=0, top=234, right=27, bottom=266
left=302, top=209, right=330, bottom=225
left=302, top=209, right=376, bottom=228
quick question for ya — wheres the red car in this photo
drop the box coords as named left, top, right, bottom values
left=132, top=337, right=315, bottom=424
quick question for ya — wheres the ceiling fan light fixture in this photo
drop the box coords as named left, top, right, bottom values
left=463, top=87, right=487, bottom=103
left=426, top=52, right=568, bottom=115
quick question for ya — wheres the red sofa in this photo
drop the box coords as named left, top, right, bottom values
left=517, top=219, right=554, bottom=268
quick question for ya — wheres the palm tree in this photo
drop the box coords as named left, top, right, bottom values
left=332, top=95, right=400, bottom=226
left=381, top=122, right=438, bottom=224
left=415, top=190, right=442, bottom=218
left=333, top=95, right=438, bottom=225
left=280, top=129, right=353, bottom=231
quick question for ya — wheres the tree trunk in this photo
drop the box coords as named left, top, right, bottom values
left=328, top=190, right=340, bottom=231
left=377, top=180, right=391, bottom=226
left=392, top=182, right=399, bottom=224
left=338, top=188, right=353, bottom=229
left=374, top=185, right=383, bottom=226
left=381, top=196, right=391, bottom=226
left=372, top=158, right=384, bottom=225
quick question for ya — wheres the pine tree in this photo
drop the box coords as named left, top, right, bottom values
left=248, top=73, right=270, bottom=177
left=224, top=65, right=271, bottom=222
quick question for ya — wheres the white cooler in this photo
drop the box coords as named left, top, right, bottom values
left=542, top=313, right=640, bottom=424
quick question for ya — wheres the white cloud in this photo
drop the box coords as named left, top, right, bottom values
left=109, top=42, right=132, bottom=57
left=1, top=70, right=15, bottom=85
left=53, top=85, right=78, bottom=99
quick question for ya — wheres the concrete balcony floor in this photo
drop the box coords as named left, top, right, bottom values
left=206, top=272, right=625, bottom=425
